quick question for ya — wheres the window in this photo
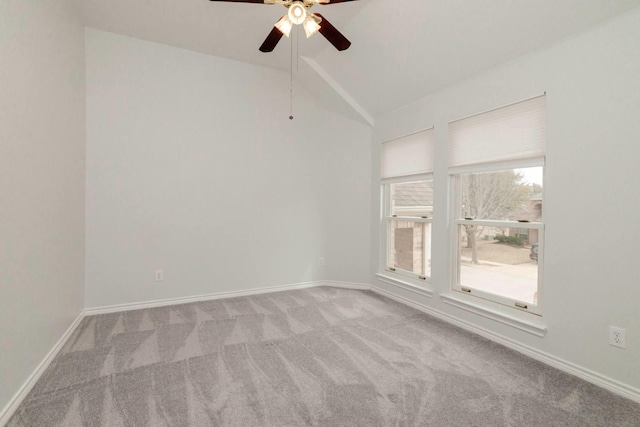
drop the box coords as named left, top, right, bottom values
left=449, top=96, right=546, bottom=314
left=380, top=128, right=434, bottom=282
left=384, top=179, right=433, bottom=279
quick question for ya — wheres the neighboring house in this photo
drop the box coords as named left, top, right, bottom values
left=390, top=181, right=433, bottom=273
left=508, top=192, right=542, bottom=245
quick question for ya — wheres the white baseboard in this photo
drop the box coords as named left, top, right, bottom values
left=369, top=281, right=640, bottom=404
left=84, top=281, right=326, bottom=315
left=320, top=280, right=371, bottom=291
left=0, top=312, right=85, bottom=426
left=84, top=280, right=376, bottom=316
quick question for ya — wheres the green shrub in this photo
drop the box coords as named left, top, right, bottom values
left=493, top=234, right=524, bottom=246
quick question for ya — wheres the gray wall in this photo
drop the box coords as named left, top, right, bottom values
left=0, top=0, right=86, bottom=412
left=372, top=8, right=640, bottom=392
left=325, top=112, right=372, bottom=283
left=85, top=30, right=372, bottom=308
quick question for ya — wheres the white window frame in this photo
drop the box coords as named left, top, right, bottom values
left=381, top=173, right=433, bottom=283
left=449, top=158, right=545, bottom=316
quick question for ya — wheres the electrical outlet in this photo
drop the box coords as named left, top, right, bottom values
left=155, top=270, right=164, bottom=282
left=318, top=257, right=325, bottom=266
left=609, top=326, right=626, bottom=349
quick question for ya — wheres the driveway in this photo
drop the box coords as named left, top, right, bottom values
left=460, top=261, right=538, bottom=304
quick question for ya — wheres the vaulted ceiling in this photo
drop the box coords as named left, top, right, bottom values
left=83, top=0, right=640, bottom=123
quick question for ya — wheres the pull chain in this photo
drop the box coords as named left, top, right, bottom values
left=296, top=24, right=300, bottom=72
left=289, top=26, right=301, bottom=120
left=289, top=26, right=294, bottom=120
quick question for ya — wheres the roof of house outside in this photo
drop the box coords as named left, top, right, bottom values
left=392, top=181, right=434, bottom=216
left=393, top=181, right=434, bottom=207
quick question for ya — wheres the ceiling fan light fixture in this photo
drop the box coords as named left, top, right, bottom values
left=210, top=0, right=353, bottom=52
left=275, top=15, right=293, bottom=37
left=288, top=2, right=307, bottom=25
left=303, top=16, right=321, bottom=38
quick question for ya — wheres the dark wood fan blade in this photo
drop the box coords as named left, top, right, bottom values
left=315, top=14, right=351, bottom=51
left=209, top=0, right=266, bottom=3
left=320, top=0, right=359, bottom=4
left=259, top=26, right=284, bottom=52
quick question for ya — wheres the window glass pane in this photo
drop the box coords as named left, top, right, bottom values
left=391, top=180, right=433, bottom=217
left=460, top=167, right=543, bottom=221
left=389, top=220, right=431, bottom=277
left=458, top=225, right=538, bottom=305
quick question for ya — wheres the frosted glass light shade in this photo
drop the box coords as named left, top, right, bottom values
left=303, top=17, right=320, bottom=38
left=275, top=15, right=293, bottom=37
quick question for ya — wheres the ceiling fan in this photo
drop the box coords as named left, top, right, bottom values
left=209, top=0, right=357, bottom=52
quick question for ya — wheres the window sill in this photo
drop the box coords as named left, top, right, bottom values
left=440, top=293, right=547, bottom=337
left=375, top=273, right=433, bottom=298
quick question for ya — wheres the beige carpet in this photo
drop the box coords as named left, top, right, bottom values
left=8, top=286, right=640, bottom=426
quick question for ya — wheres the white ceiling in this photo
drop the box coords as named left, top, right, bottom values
left=83, top=0, right=640, bottom=121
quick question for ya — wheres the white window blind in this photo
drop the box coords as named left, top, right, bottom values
left=381, top=128, right=434, bottom=180
left=449, top=95, right=546, bottom=168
